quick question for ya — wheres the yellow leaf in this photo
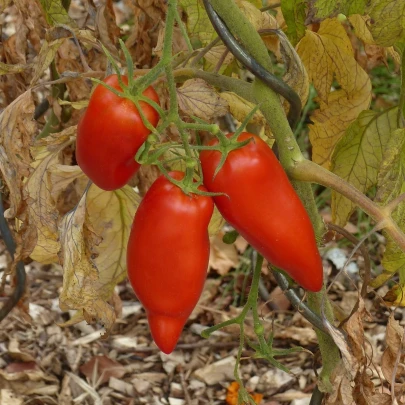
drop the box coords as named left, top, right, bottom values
left=59, top=184, right=140, bottom=332
left=208, top=206, right=225, bottom=236
left=382, top=285, right=405, bottom=306
left=177, top=78, right=229, bottom=120
left=219, top=92, right=265, bottom=126
left=0, top=62, right=28, bottom=76
left=297, top=19, right=372, bottom=168
left=58, top=99, right=89, bottom=110
left=204, top=45, right=235, bottom=72
left=349, top=15, right=375, bottom=45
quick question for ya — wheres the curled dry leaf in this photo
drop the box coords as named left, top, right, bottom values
left=277, top=30, right=309, bottom=109
left=381, top=313, right=405, bottom=383
left=177, top=78, right=228, bottom=120
left=0, top=90, right=36, bottom=219
left=95, top=0, right=121, bottom=56
left=25, top=127, right=78, bottom=263
left=59, top=184, right=140, bottom=333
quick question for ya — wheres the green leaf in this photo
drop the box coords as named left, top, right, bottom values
left=331, top=107, right=398, bottom=226
left=312, top=0, right=366, bottom=19
left=281, top=0, right=307, bottom=46
left=367, top=0, right=405, bottom=47
left=375, top=128, right=405, bottom=281
left=38, top=0, right=76, bottom=27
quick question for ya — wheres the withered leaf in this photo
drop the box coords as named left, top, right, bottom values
left=0, top=91, right=36, bottom=219
left=59, top=184, right=140, bottom=333
left=177, top=78, right=228, bottom=120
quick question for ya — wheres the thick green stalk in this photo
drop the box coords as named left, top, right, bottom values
left=307, top=291, right=341, bottom=393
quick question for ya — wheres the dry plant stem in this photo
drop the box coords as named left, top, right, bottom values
left=291, top=159, right=405, bottom=253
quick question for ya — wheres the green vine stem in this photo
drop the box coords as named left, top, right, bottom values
left=307, top=291, right=340, bottom=393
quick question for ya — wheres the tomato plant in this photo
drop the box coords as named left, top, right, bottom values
left=76, top=74, right=160, bottom=191
left=127, top=171, right=214, bottom=354
left=200, top=132, right=323, bottom=292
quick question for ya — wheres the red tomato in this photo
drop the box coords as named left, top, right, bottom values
left=76, top=74, right=159, bottom=191
left=200, top=133, right=323, bottom=292
left=127, top=171, right=214, bottom=354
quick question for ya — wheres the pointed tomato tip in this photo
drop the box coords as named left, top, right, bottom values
left=301, top=265, right=324, bottom=292
left=147, top=313, right=187, bottom=354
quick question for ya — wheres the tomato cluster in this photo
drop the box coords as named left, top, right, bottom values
left=76, top=80, right=323, bottom=353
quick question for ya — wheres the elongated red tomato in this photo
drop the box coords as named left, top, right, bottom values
left=76, top=74, right=159, bottom=191
left=200, top=133, right=323, bottom=292
left=127, top=172, right=214, bottom=354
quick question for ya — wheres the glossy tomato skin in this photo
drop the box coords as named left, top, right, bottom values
left=76, top=74, right=159, bottom=191
left=127, top=172, right=214, bottom=354
left=200, top=133, right=323, bottom=292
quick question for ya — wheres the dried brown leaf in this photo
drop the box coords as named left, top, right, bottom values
left=25, top=127, right=77, bottom=263
left=80, top=355, right=126, bottom=385
left=209, top=233, right=239, bottom=275
left=177, top=78, right=228, bottom=120
left=95, top=0, right=120, bottom=55
left=59, top=184, right=140, bottom=333
left=381, top=313, right=405, bottom=383
left=0, top=91, right=36, bottom=219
